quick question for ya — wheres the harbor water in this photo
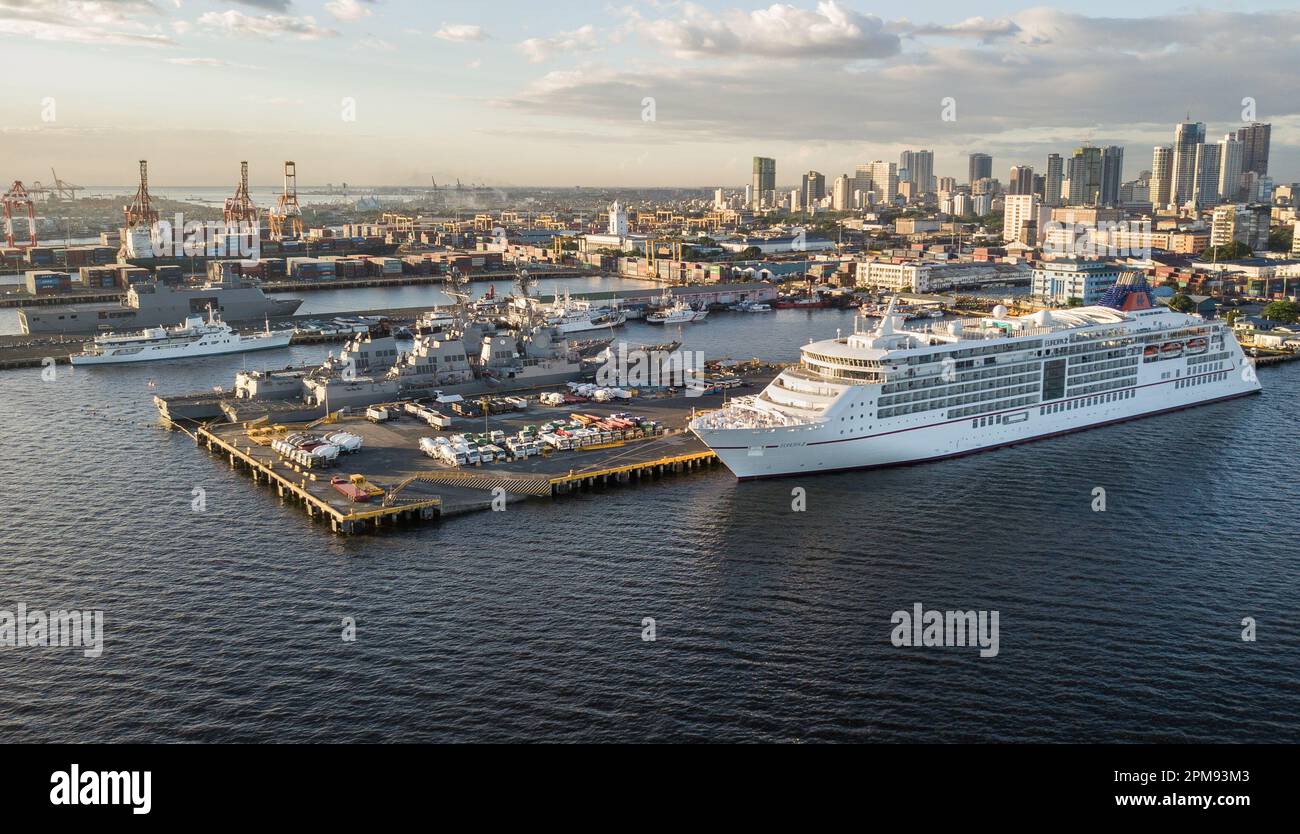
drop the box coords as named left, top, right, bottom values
left=0, top=306, right=1296, bottom=742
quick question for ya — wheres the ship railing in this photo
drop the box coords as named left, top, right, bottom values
left=691, top=399, right=811, bottom=431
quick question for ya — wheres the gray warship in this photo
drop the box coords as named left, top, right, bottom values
left=155, top=273, right=607, bottom=424
left=18, top=273, right=303, bottom=335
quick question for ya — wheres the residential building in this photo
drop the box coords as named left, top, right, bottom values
left=1150, top=146, right=1173, bottom=208
left=751, top=156, right=775, bottom=209
left=1031, top=259, right=1123, bottom=304
left=1171, top=120, right=1207, bottom=207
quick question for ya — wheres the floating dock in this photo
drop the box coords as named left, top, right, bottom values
left=179, top=385, right=747, bottom=535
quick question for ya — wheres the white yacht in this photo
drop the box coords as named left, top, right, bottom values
left=71, top=310, right=293, bottom=366
left=536, top=291, right=627, bottom=334
left=647, top=296, right=708, bottom=324
left=691, top=275, right=1261, bottom=479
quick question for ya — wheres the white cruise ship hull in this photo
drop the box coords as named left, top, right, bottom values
left=71, top=331, right=294, bottom=366
left=696, top=367, right=1259, bottom=479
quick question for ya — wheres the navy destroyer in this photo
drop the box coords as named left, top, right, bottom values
left=155, top=274, right=606, bottom=424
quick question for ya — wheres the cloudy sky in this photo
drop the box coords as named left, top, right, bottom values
left=1, top=0, right=1297, bottom=187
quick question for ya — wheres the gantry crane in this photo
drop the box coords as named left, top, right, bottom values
left=2, top=181, right=37, bottom=248
left=123, top=160, right=158, bottom=229
left=268, top=160, right=303, bottom=240
left=223, top=161, right=258, bottom=225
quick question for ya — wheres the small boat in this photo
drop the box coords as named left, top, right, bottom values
left=1160, top=341, right=1183, bottom=358
left=647, top=298, right=708, bottom=324
left=772, top=294, right=831, bottom=309
left=733, top=300, right=772, bottom=313
left=1186, top=337, right=1208, bottom=355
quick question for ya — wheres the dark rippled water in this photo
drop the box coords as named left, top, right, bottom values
left=1, top=308, right=1297, bottom=742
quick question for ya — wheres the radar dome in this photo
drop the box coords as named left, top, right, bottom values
left=992, top=304, right=1008, bottom=318
left=1028, top=309, right=1054, bottom=327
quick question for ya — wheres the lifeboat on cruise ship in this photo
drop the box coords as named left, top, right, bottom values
left=1143, top=344, right=1159, bottom=359
left=1186, top=337, right=1208, bottom=355
left=1160, top=341, right=1183, bottom=358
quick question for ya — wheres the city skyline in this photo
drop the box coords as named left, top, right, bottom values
left=1, top=2, right=1298, bottom=186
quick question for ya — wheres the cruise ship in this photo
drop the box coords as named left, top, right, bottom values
left=71, top=310, right=293, bottom=365
left=691, top=275, right=1261, bottom=479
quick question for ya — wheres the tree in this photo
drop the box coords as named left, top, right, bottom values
left=1066, top=296, right=1083, bottom=307
left=1225, top=309, right=1243, bottom=326
left=1200, top=241, right=1252, bottom=260
left=1268, top=225, right=1293, bottom=253
left=1262, top=300, right=1300, bottom=324
left=1167, top=294, right=1196, bottom=313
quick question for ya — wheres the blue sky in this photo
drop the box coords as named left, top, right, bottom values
left=1, top=1, right=1297, bottom=187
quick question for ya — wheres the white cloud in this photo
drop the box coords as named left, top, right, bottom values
left=519, top=24, right=598, bottom=63
left=167, top=57, right=264, bottom=69
left=503, top=7, right=1300, bottom=178
left=636, top=1, right=898, bottom=60
left=0, top=0, right=176, bottom=46
left=196, top=10, right=339, bottom=40
left=326, top=0, right=373, bottom=23
left=435, top=23, right=486, bottom=42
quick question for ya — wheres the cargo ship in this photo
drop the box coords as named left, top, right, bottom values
left=18, top=273, right=302, bottom=335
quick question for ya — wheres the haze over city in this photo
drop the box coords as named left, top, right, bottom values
left=1, top=0, right=1297, bottom=186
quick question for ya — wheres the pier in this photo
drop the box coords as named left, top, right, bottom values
left=178, top=385, right=741, bottom=535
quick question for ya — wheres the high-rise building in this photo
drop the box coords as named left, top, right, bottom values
left=801, top=170, right=825, bottom=208
left=713, top=188, right=725, bottom=210
left=1216, top=134, right=1243, bottom=204
left=789, top=188, right=802, bottom=213
left=1032, top=173, right=1046, bottom=200
left=1193, top=143, right=1221, bottom=206
left=1068, top=146, right=1103, bottom=206
left=1150, top=146, right=1173, bottom=209
left=1171, top=120, right=1206, bottom=207
left=1045, top=154, right=1063, bottom=206
left=868, top=160, right=898, bottom=203
left=1003, top=194, right=1045, bottom=245
left=968, top=153, right=992, bottom=185
left=901, top=150, right=934, bottom=195
left=938, top=176, right=956, bottom=195
left=1008, top=166, right=1034, bottom=195
left=831, top=174, right=851, bottom=211
left=1236, top=122, right=1271, bottom=177
left=1100, top=146, right=1124, bottom=206
left=751, top=156, right=775, bottom=209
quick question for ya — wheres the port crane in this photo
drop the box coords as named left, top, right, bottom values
left=223, top=161, right=259, bottom=225
left=268, top=160, right=303, bottom=240
left=2, top=180, right=37, bottom=248
left=123, top=160, right=158, bottom=229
